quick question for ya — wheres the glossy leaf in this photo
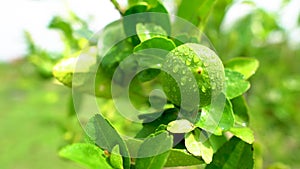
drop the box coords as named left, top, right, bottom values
left=123, top=4, right=149, bottom=40
left=164, top=149, right=204, bottom=167
left=225, top=68, right=250, bottom=99
left=225, top=57, right=259, bottom=79
left=147, top=3, right=170, bottom=34
left=135, top=131, right=173, bottom=169
left=217, top=100, right=235, bottom=132
left=185, top=128, right=214, bottom=164
left=195, top=99, right=234, bottom=135
left=133, top=37, right=176, bottom=82
left=128, top=0, right=158, bottom=8
left=100, top=38, right=133, bottom=78
left=123, top=2, right=170, bottom=45
left=229, top=127, right=254, bottom=144
left=231, top=96, right=249, bottom=126
left=110, top=145, right=124, bottom=169
left=137, top=68, right=161, bottom=82
left=134, top=37, right=176, bottom=52
left=124, top=3, right=148, bottom=16
left=86, top=114, right=131, bottom=169
left=206, top=137, right=254, bottom=169
left=155, top=124, right=168, bottom=133
left=136, top=23, right=167, bottom=42
left=59, top=143, right=113, bottom=169
left=167, top=119, right=195, bottom=133
left=209, top=134, right=227, bottom=153
left=136, top=108, right=178, bottom=138
left=124, top=138, right=143, bottom=158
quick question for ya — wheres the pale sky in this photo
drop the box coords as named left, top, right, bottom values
left=0, top=0, right=120, bottom=61
left=0, top=0, right=299, bottom=62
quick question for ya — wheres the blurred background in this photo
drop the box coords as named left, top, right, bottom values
left=0, top=0, right=299, bottom=168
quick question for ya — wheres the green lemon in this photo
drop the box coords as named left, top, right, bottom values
left=160, top=43, right=224, bottom=111
left=52, top=46, right=116, bottom=98
left=52, top=50, right=147, bottom=101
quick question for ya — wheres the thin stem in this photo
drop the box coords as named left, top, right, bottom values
left=110, top=0, right=124, bottom=16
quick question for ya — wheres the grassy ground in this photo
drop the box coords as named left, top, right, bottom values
left=0, top=61, right=83, bottom=169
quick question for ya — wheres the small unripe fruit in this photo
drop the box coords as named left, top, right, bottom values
left=160, top=43, right=223, bottom=111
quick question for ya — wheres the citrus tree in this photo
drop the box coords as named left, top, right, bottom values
left=50, top=0, right=259, bottom=168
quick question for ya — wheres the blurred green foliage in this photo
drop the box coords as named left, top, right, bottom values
left=0, top=62, right=83, bottom=169
left=1, top=0, right=300, bottom=168
left=205, top=1, right=300, bottom=168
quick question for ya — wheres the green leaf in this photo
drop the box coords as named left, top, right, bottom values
left=124, top=138, right=143, bottom=158
left=197, top=0, right=217, bottom=30
left=48, top=16, right=73, bottom=39
left=125, top=2, right=148, bottom=15
left=231, top=96, right=249, bottom=126
left=217, top=100, right=235, bottom=132
left=206, top=137, right=254, bottom=169
left=24, top=31, right=37, bottom=54
left=177, top=0, right=216, bottom=29
left=229, top=127, right=254, bottom=144
left=86, top=114, right=131, bottom=169
left=134, top=37, right=176, bottom=52
left=185, top=128, right=214, bottom=164
left=225, top=57, right=259, bottom=79
left=195, top=99, right=234, bottom=135
left=123, top=3, right=150, bottom=46
left=164, top=149, right=204, bottom=167
left=101, top=38, right=133, bottom=78
left=177, top=0, right=204, bottom=26
left=128, top=0, right=158, bottom=7
left=172, top=34, right=201, bottom=46
left=48, top=16, right=78, bottom=49
left=209, top=134, right=227, bottom=153
left=100, top=20, right=127, bottom=54
left=136, top=68, right=161, bottom=82
left=133, top=37, right=176, bottom=82
left=155, top=124, right=168, bottom=132
left=136, top=108, right=178, bottom=138
left=136, top=23, right=167, bottom=42
left=167, top=119, right=195, bottom=133
left=123, top=2, right=170, bottom=45
left=225, top=68, right=250, bottom=99
left=207, top=0, right=233, bottom=31
left=110, top=145, right=124, bottom=169
left=147, top=3, right=170, bottom=35
left=59, top=143, right=113, bottom=169
left=94, top=67, right=116, bottom=98
left=135, top=131, right=173, bottom=169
